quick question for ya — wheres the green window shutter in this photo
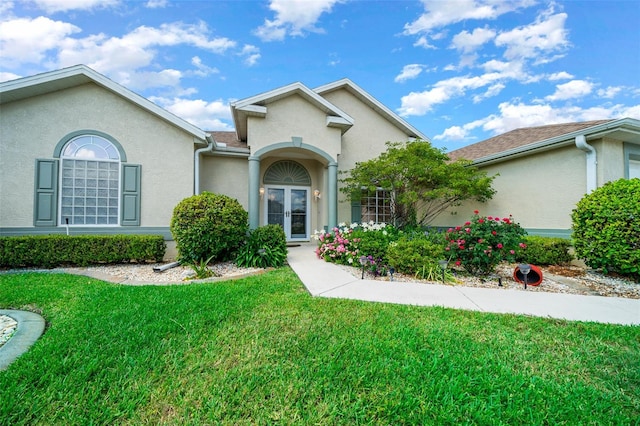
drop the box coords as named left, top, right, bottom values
left=121, top=164, right=141, bottom=226
left=351, top=199, right=361, bottom=224
left=34, top=159, right=59, bottom=226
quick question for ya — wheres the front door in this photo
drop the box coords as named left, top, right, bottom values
left=265, top=186, right=310, bottom=241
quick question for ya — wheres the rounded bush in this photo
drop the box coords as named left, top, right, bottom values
left=572, top=178, right=640, bottom=279
left=386, top=237, right=445, bottom=275
left=170, top=192, right=248, bottom=264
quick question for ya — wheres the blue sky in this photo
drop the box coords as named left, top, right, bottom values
left=1, top=0, right=639, bottom=150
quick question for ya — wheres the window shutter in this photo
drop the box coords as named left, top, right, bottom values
left=351, top=199, right=361, bottom=224
left=34, top=159, right=59, bottom=226
left=121, top=164, right=141, bottom=226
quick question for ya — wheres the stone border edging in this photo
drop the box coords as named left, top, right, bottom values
left=0, top=310, right=45, bottom=371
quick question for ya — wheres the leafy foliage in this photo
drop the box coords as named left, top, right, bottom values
left=0, top=235, right=165, bottom=268
left=170, top=192, right=248, bottom=264
left=235, top=225, right=288, bottom=268
left=386, top=237, right=446, bottom=276
left=446, top=211, right=527, bottom=276
left=517, top=236, right=574, bottom=266
left=572, top=178, right=640, bottom=280
left=340, top=141, right=495, bottom=227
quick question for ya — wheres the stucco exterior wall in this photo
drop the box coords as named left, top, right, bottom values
left=246, top=95, right=343, bottom=160
left=592, top=137, right=626, bottom=185
left=431, top=146, right=587, bottom=231
left=321, top=89, right=419, bottom=224
left=201, top=155, right=249, bottom=208
left=0, top=83, right=195, bottom=229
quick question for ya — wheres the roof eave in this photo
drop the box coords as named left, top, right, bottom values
left=471, top=117, right=640, bottom=166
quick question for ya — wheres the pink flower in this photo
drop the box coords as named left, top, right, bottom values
left=497, top=243, right=503, bottom=249
left=510, top=250, right=515, bottom=255
left=464, top=221, right=471, bottom=226
left=478, top=238, right=484, bottom=243
left=491, top=230, right=497, bottom=235
left=455, top=260, right=461, bottom=266
left=478, top=219, right=485, bottom=223
left=487, top=216, right=493, bottom=220
left=465, top=228, right=471, bottom=233
left=519, top=243, right=527, bottom=248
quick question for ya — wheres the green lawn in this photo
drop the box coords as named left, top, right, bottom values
left=1, top=268, right=638, bottom=425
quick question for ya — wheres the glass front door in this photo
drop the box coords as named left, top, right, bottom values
left=265, top=186, right=309, bottom=241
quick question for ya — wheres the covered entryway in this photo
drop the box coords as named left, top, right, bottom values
left=262, top=160, right=312, bottom=241
left=264, top=186, right=310, bottom=240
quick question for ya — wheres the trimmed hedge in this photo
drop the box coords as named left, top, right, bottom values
left=517, top=236, right=574, bottom=266
left=0, top=235, right=166, bottom=268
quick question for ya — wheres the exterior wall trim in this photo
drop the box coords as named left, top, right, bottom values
left=53, top=129, right=128, bottom=161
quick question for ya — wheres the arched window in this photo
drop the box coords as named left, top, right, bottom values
left=60, top=135, right=121, bottom=225
left=263, top=160, right=311, bottom=185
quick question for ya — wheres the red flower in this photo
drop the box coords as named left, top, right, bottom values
left=473, top=210, right=479, bottom=214
left=478, top=219, right=484, bottom=223
left=487, top=216, right=493, bottom=220
left=455, top=260, right=461, bottom=266
left=491, top=230, right=497, bottom=235
left=464, top=221, right=471, bottom=226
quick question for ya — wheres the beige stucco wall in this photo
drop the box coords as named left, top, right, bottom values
left=592, top=137, right=626, bottom=185
left=431, top=146, right=588, bottom=231
left=321, top=88, right=421, bottom=224
left=200, top=155, right=249, bottom=208
left=0, top=83, right=195, bottom=229
left=247, top=94, right=343, bottom=159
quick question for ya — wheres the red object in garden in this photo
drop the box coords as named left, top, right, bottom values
left=513, top=264, right=543, bottom=286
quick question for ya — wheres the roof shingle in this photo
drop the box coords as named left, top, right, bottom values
left=448, top=119, right=614, bottom=161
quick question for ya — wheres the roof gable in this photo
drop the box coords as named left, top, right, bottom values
left=314, top=78, right=429, bottom=141
left=231, top=82, right=354, bottom=141
left=447, top=119, right=640, bottom=164
left=0, top=64, right=209, bottom=143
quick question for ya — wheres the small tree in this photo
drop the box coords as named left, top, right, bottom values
left=340, top=141, right=495, bottom=227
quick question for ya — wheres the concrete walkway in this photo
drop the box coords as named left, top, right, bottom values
left=287, top=243, right=640, bottom=326
left=0, top=310, right=45, bottom=371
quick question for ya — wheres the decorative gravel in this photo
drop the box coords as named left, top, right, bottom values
left=0, top=315, right=17, bottom=349
left=339, top=263, right=640, bottom=299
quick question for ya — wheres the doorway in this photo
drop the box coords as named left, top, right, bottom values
left=264, top=185, right=310, bottom=241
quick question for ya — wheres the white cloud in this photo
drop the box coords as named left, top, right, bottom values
left=240, top=44, right=261, bottom=67
left=404, top=0, right=535, bottom=47
left=191, top=56, right=219, bottom=77
left=254, top=0, right=343, bottom=42
left=0, top=71, right=22, bottom=82
left=31, top=0, right=120, bottom=13
left=434, top=119, right=485, bottom=141
left=548, top=71, right=573, bottom=81
left=495, top=8, right=569, bottom=61
left=395, top=64, right=426, bottom=83
left=0, top=16, right=81, bottom=68
left=473, top=83, right=505, bottom=103
left=145, top=0, right=168, bottom=8
left=597, top=86, right=623, bottom=99
left=450, top=26, right=496, bottom=53
left=545, top=80, right=593, bottom=101
left=151, top=96, right=234, bottom=130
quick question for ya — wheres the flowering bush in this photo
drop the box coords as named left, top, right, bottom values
left=446, top=211, right=527, bottom=276
left=314, top=221, right=399, bottom=268
left=313, top=224, right=361, bottom=265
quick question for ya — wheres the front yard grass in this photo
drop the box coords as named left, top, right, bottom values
left=1, top=268, right=638, bottom=424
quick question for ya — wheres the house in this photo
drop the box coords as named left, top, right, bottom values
left=0, top=65, right=427, bottom=252
left=431, top=118, right=640, bottom=238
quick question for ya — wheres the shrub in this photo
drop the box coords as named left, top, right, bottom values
left=572, top=178, right=640, bottom=280
left=170, top=192, right=248, bottom=264
left=0, top=235, right=165, bottom=268
left=517, top=236, right=574, bottom=266
left=446, top=211, right=527, bottom=276
left=386, top=237, right=445, bottom=275
left=314, top=221, right=400, bottom=267
left=236, top=225, right=288, bottom=268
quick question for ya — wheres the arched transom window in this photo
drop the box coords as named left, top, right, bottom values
left=60, top=135, right=120, bottom=225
